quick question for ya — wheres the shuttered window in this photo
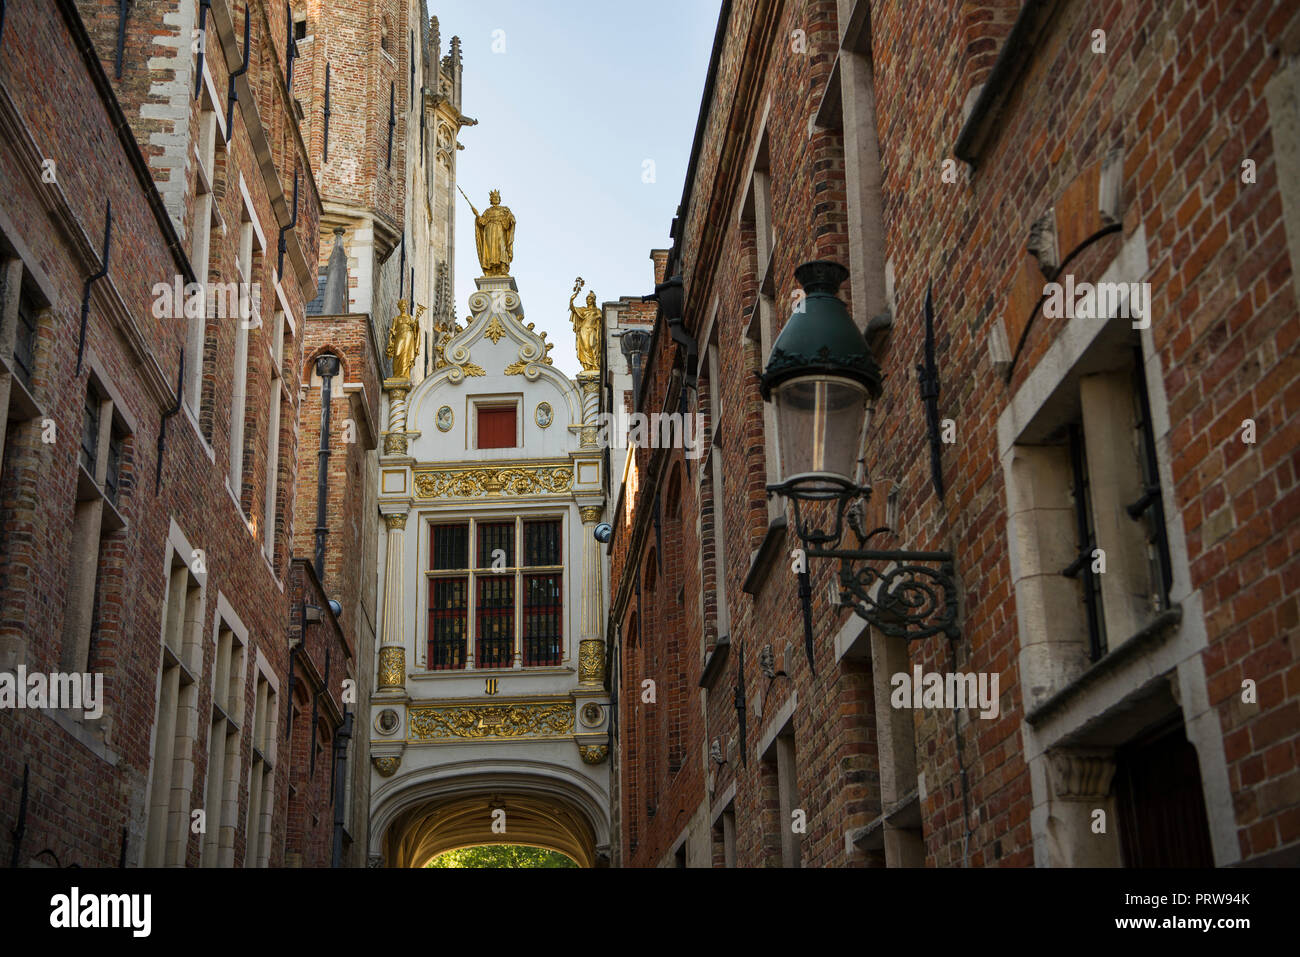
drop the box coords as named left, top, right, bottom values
left=477, top=406, right=517, bottom=449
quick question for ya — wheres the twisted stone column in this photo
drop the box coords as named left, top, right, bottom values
left=578, top=374, right=601, bottom=450
left=578, top=505, right=605, bottom=686
left=384, top=385, right=410, bottom=456
left=378, top=512, right=408, bottom=691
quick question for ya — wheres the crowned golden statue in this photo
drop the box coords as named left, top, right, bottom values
left=386, top=299, right=424, bottom=381
left=569, top=277, right=602, bottom=375
left=460, top=187, right=516, bottom=277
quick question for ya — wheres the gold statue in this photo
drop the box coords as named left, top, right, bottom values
left=386, top=299, right=425, bottom=380
left=460, top=187, right=515, bottom=277
left=569, top=277, right=602, bottom=375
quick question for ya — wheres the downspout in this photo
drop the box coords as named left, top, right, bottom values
left=330, top=710, right=353, bottom=867
left=314, top=355, right=340, bottom=582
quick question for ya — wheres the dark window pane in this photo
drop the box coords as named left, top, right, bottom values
left=476, top=522, right=514, bottom=569
left=428, top=577, right=467, bottom=670
left=104, top=427, right=125, bottom=505
left=475, top=576, right=514, bottom=669
left=524, top=520, right=562, bottom=567
left=431, top=523, right=469, bottom=570
left=523, top=573, right=562, bottom=667
left=13, top=290, right=38, bottom=387
left=80, top=390, right=100, bottom=475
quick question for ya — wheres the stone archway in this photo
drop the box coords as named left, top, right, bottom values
left=370, top=762, right=610, bottom=868
left=384, top=791, right=597, bottom=868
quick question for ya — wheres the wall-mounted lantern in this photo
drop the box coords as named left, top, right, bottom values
left=760, top=262, right=959, bottom=644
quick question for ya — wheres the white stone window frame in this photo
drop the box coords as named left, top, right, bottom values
left=227, top=175, right=266, bottom=516
left=183, top=71, right=228, bottom=440
left=201, top=593, right=250, bottom=868
left=418, top=509, right=570, bottom=673
left=244, top=648, right=279, bottom=868
left=142, top=519, right=208, bottom=867
left=999, top=225, right=1237, bottom=866
left=468, top=393, right=523, bottom=450
left=737, top=105, right=782, bottom=526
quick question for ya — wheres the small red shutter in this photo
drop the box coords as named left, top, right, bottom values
left=478, top=407, right=517, bottom=449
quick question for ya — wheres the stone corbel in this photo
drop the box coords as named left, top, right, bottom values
left=1047, top=748, right=1117, bottom=800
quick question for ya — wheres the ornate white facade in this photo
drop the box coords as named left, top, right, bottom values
left=368, top=273, right=611, bottom=866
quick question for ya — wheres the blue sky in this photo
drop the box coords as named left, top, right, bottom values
left=432, top=0, right=721, bottom=376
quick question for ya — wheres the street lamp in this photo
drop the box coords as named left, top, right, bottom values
left=761, top=261, right=959, bottom=647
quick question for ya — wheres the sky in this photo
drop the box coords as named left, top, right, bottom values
left=432, top=0, right=721, bottom=377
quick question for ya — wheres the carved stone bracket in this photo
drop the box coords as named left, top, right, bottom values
left=373, top=755, right=401, bottom=778
left=1048, top=749, right=1117, bottom=800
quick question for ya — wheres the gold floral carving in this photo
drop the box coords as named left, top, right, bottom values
left=579, top=506, right=602, bottom=524
left=458, top=362, right=486, bottom=377
left=377, top=647, right=406, bottom=689
left=414, top=465, right=573, bottom=499
left=578, top=745, right=609, bottom=765
left=578, top=639, right=604, bottom=685
left=408, top=702, right=575, bottom=741
left=384, top=513, right=409, bottom=530
left=373, top=756, right=401, bottom=777
left=384, top=433, right=409, bottom=455
left=504, top=359, right=530, bottom=376
left=484, top=316, right=507, bottom=343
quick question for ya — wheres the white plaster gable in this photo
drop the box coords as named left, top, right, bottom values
left=406, top=281, right=583, bottom=463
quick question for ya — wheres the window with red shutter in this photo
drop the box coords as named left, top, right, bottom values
left=477, top=406, right=517, bottom=449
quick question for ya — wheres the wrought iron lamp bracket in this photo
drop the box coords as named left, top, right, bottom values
left=768, top=483, right=962, bottom=643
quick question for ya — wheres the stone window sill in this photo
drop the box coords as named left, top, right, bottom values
left=1025, top=605, right=1183, bottom=727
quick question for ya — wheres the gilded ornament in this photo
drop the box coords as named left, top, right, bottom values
left=384, top=513, right=409, bottom=530
left=386, top=299, right=424, bottom=380
left=579, top=506, right=603, bottom=524
left=484, top=316, right=507, bottom=343
left=373, top=756, right=401, bottom=777
left=578, top=639, right=604, bottom=685
left=535, top=402, right=553, bottom=429
left=436, top=406, right=454, bottom=432
left=414, top=465, right=573, bottom=500
left=461, top=188, right=515, bottom=278
left=407, top=702, right=575, bottom=741
left=504, top=359, right=531, bottom=377
left=377, top=647, right=406, bottom=689
left=569, top=277, right=603, bottom=375
left=384, top=433, right=409, bottom=455
left=578, top=745, right=609, bottom=765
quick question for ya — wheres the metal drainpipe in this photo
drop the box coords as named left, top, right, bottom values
left=330, top=710, right=354, bottom=867
left=314, top=355, right=341, bottom=582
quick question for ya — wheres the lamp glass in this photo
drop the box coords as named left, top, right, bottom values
left=772, top=374, right=872, bottom=497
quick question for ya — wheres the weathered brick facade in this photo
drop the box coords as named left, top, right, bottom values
left=610, top=0, right=1300, bottom=867
left=0, top=0, right=403, bottom=868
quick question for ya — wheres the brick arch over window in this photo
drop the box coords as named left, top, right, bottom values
left=961, top=0, right=1021, bottom=94
left=303, top=347, right=348, bottom=384
left=664, top=462, right=683, bottom=521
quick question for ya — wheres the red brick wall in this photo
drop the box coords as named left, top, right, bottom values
left=611, top=0, right=1300, bottom=867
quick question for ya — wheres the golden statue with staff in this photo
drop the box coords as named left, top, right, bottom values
left=569, top=277, right=602, bottom=375
left=386, top=299, right=425, bottom=380
left=460, top=187, right=516, bottom=278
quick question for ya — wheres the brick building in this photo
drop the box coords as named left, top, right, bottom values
left=607, top=0, right=1300, bottom=867
left=0, top=0, right=458, bottom=868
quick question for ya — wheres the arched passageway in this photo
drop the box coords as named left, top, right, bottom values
left=371, top=765, right=610, bottom=868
